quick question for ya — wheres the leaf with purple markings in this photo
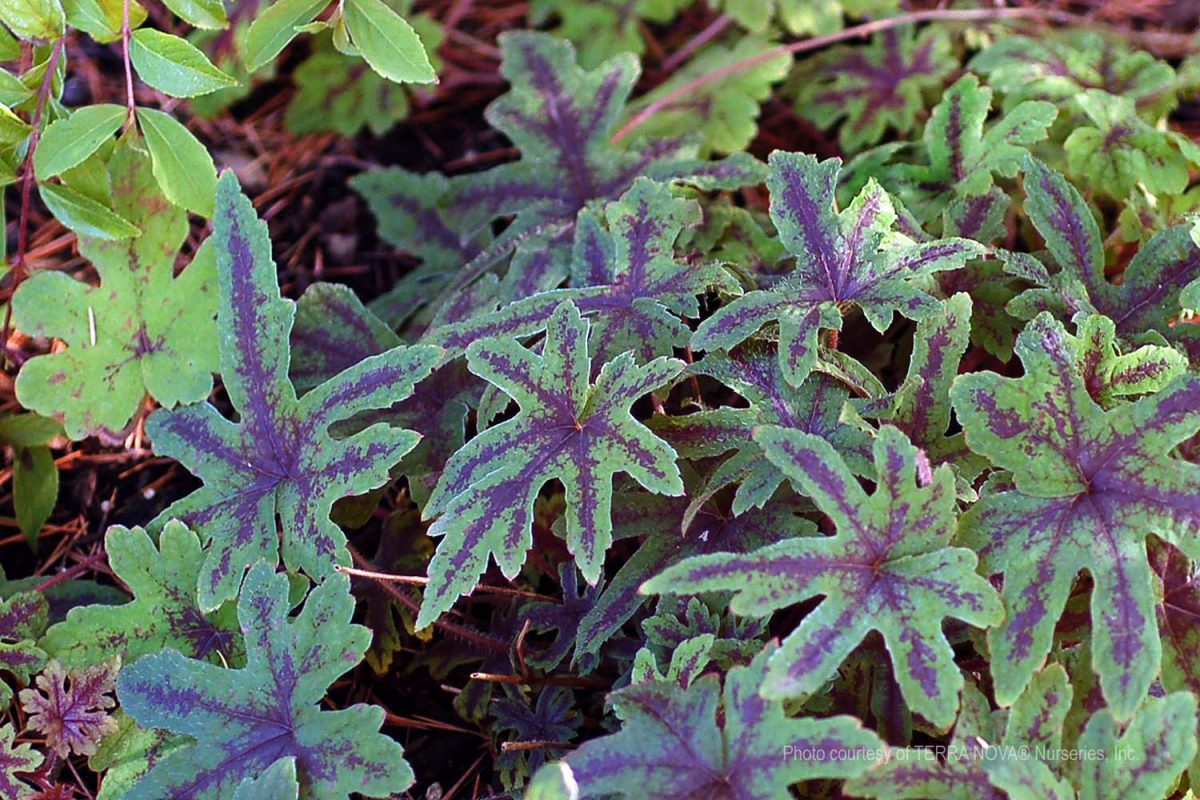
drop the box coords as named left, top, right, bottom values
left=116, top=562, right=414, bottom=799
left=493, top=686, right=581, bottom=791
left=574, top=485, right=808, bottom=657
left=12, top=134, right=218, bottom=440
left=20, top=659, right=119, bottom=758
left=521, top=565, right=601, bottom=671
left=1005, top=156, right=1200, bottom=361
left=652, top=340, right=872, bottom=516
left=427, top=178, right=734, bottom=364
left=644, top=425, right=1002, bottom=727
left=537, top=644, right=883, bottom=798
left=0, top=723, right=42, bottom=799
left=418, top=301, right=684, bottom=628
left=952, top=312, right=1200, bottom=720
left=847, top=666, right=1073, bottom=799
left=792, top=25, right=953, bottom=152
left=692, top=151, right=984, bottom=386
left=847, top=293, right=985, bottom=481
left=357, top=32, right=762, bottom=313
left=41, top=522, right=241, bottom=670
left=146, top=173, right=441, bottom=610
left=0, top=590, right=47, bottom=710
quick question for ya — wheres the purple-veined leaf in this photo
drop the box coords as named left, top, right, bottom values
left=521, top=564, right=600, bottom=671
left=146, top=173, right=441, bottom=610
left=289, top=281, right=481, bottom=506
left=969, top=30, right=1179, bottom=120
left=426, top=178, right=735, bottom=366
left=418, top=300, right=684, bottom=628
left=573, top=485, right=809, bottom=658
left=354, top=510, right=432, bottom=676
left=539, top=643, right=884, bottom=798
left=1005, top=156, right=1200, bottom=362
left=952, top=311, right=1200, bottom=720
left=0, top=591, right=47, bottom=711
left=116, top=562, right=413, bottom=799
left=847, top=666, right=1073, bottom=799
left=232, top=757, right=298, bottom=800
left=847, top=293, right=985, bottom=481
left=640, top=596, right=767, bottom=675
left=652, top=340, right=873, bottom=517
left=41, top=522, right=240, bottom=670
left=692, top=152, right=984, bottom=386
left=20, top=659, right=118, bottom=758
left=643, top=425, right=1002, bottom=727
left=12, top=134, right=218, bottom=440
left=493, top=686, right=581, bottom=791
left=357, top=32, right=762, bottom=319
left=1153, top=539, right=1200, bottom=707
left=630, top=632, right=717, bottom=687
left=0, top=723, right=42, bottom=799
left=1074, top=693, right=1198, bottom=800
left=791, top=25, right=953, bottom=152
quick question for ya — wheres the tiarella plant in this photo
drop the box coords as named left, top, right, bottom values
left=3, top=2, right=1200, bottom=799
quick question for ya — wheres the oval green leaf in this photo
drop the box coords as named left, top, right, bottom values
left=342, top=0, right=435, bottom=84
left=130, top=29, right=237, bottom=98
left=244, top=0, right=328, bottom=70
left=159, top=0, right=226, bottom=29
left=34, top=104, right=125, bottom=179
left=38, top=181, right=140, bottom=240
left=135, top=107, right=216, bottom=217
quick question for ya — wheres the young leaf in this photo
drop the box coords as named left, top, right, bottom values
left=20, top=659, right=119, bottom=757
left=0, top=591, right=47, bottom=709
left=33, top=104, right=125, bottom=179
left=129, top=30, right=237, bottom=97
left=146, top=173, right=440, bottom=610
left=341, top=0, right=435, bottom=84
left=418, top=301, right=684, bottom=628
left=644, top=425, right=1003, bottom=727
left=792, top=25, right=952, bottom=152
left=37, top=181, right=141, bottom=240
left=117, top=562, right=414, bottom=799
left=159, top=0, right=226, bottom=29
left=42, top=522, right=240, bottom=669
left=952, top=312, right=1200, bottom=719
left=245, top=0, right=328, bottom=70
left=692, top=152, right=983, bottom=386
left=493, top=687, right=580, bottom=790
left=539, top=645, right=884, bottom=798
left=1007, top=157, right=1200, bottom=362
left=0, top=0, right=65, bottom=41
left=1064, top=89, right=1197, bottom=199
left=135, top=108, right=217, bottom=217
left=0, top=723, right=42, bottom=799
left=14, top=136, right=218, bottom=440
left=651, top=341, right=872, bottom=516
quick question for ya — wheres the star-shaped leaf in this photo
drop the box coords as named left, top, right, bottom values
left=20, top=659, right=119, bottom=758
left=0, top=723, right=42, bottom=800
left=856, top=74, right=1055, bottom=223
left=792, top=25, right=953, bottom=152
left=1064, top=89, right=1199, bottom=199
left=492, top=686, right=581, bottom=790
left=418, top=300, right=684, bottom=628
left=0, top=590, right=47, bottom=710
left=952, top=312, right=1200, bottom=719
left=427, top=178, right=734, bottom=364
left=1005, top=157, right=1200, bottom=362
left=692, top=151, right=984, bottom=386
left=652, top=340, right=872, bottom=515
left=356, top=32, right=762, bottom=315
left=13, top=134, right=218, bottom=440
left=146, top=173, right=441, bottom=610
left=116, top=562, right=413, bottom=799
left=538, top=644, right=884, bottom=798
left=644, top=425, right=1003, bottom=727
left=41, top=522, right=240, bottom=670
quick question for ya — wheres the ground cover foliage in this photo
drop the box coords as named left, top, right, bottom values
left=2, top=0, right=1200, bottom=797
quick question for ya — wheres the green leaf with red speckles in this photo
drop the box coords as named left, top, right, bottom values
left=644, top=425, right=1002, bottom=728
left=533, top=644, right=884, bottom=799
left=12, top=134, right=219, bottom=440
left=418, top=300, right=685, bottom=628
left=952, top=311, right=1200, bottom=720
left=691, top=151, right=984, bottom=387
left=145, top=172, right=441, bottom=611
left=41, top=522, right=241, bottom=670
left=792, top=25, right=953, bottom=153
left=116, top=562, right=414, bottom=799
